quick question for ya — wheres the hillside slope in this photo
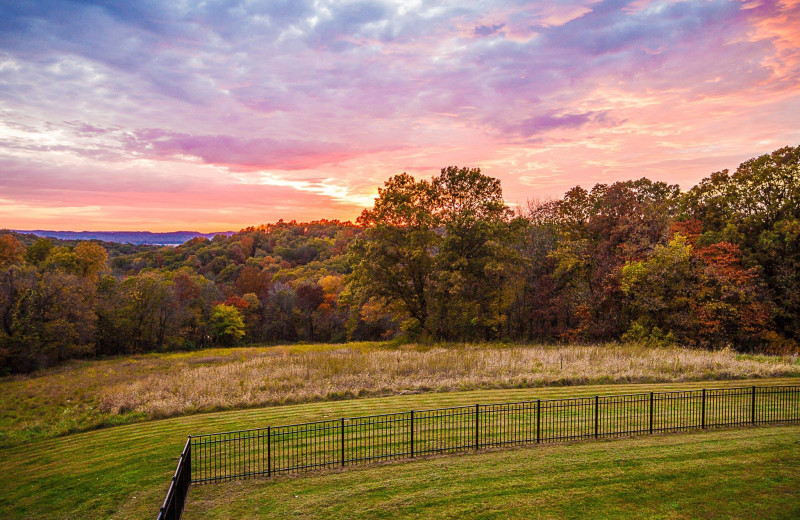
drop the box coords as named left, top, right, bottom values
left=1, top=378, right=798, bottom=519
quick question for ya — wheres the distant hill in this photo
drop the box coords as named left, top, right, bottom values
left=11, top=230, right=235, bottom=246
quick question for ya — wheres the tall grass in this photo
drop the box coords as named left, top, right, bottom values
left=99, top=343, right=800, bottom=418
left=2, top=341, right=797, bottom=447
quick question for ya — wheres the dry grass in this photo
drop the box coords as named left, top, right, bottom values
left=2, top=341, right=797, bottom=448
left=0, top=345, right=311, bottom=447
left=99, top=343, right=800, bottom=418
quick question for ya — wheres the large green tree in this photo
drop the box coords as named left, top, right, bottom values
left=431, top=166, right=525, bottom=339
left=350, top=173, right=440, bottom=333
left=209, top=304, right=245, bottom=346
left=350, top=167, right=522, bottom=339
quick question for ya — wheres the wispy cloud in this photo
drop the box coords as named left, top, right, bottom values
left=0, top=0, right=798, bottom=231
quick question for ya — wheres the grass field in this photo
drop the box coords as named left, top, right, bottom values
left=1, top=378, right=798, bottom=520
left=2, top=341, right=798, bottom=448
left=184, top=425, right=800, bottom=520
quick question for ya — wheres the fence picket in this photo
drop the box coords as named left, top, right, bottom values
left=159, top=384, right=800, bottom=519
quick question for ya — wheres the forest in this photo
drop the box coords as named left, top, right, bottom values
left=1, top=145, right=798, bottom=374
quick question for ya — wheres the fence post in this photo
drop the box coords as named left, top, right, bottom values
left=594, top=396, right=599, bottom=439
left=186, top=435, right=192, bottom=490
left=341, top=418, right=345, bottom=467
left=267, top=426, right=271, bottom=477
left=475, top=404, right=480, bottom=450
left=536, top=399, right=541, bottom=443
left=185, top=439, right=191, bottom=513
left=410, top=410, right=415, bottom=458
left=186, top=436, right=192, bottom=488
left=701, top=389, right=706, bottom=429
left=649, top=392, right=654, bottom=434
left=751, top=386, right=756, bottom=424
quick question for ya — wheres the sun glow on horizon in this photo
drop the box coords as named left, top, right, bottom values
left=1, top=0, right=799, bottom=232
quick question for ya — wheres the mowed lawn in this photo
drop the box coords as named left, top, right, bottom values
left=1, top=378, right=798, bottom=519
left=3, top=341, right=799, bottom=448
left=185, top=425, right=800, bottom=520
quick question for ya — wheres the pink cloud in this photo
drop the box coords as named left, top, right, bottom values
left=123, top=130, right=364, bottom=171
left=0, top=0, right=798, bottom=231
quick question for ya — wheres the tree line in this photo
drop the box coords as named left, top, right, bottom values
left=1, top=145, right=798, bottom=373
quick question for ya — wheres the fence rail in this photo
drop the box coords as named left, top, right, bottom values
left=157, top=437, right=191, bottom=520
left=157, top=384, right=800, bottom=518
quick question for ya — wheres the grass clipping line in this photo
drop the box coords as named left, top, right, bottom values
left=100, top=344, right=800, bottom=418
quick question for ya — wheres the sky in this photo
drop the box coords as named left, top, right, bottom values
left=1, top=0, right=799, bottom=232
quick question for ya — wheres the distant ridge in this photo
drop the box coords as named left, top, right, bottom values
left=11, top=230, right=235, bottom=246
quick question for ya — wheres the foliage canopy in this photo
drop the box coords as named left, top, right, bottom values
left=2, top=146, right=799, bottom=373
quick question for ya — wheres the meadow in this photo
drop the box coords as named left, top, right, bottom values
left=2, top=341, right=799, bottom=448
left=2, top=378, right=798, bottom=519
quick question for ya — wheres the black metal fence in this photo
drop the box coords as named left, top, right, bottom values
left=157, top=384, right=800, bottom=518
left=157, top=437, right=191, bottom=520
left=188, top=385, right=799, bottom=484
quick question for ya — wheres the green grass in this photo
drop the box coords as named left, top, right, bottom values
left=185, top=425, right=800, bottom=520
left=3, top=341, right=798, bottom=448
left=0, top=378, right=798, bottom=520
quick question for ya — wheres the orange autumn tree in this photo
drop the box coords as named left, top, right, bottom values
left=621, top=234, right=770, bottom=349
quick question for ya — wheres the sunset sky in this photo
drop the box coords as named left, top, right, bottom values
left=1, top=0, right=799, bottom=232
